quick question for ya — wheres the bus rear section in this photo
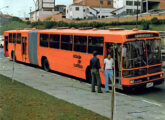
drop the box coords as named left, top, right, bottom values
left=121, top=33, right=164, bottom=90
left=3, top=29, right=38, bottom=64
left=4, top=32, right=9, bottom=57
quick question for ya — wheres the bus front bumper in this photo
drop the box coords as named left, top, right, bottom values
left=123, top=78, right=164, bottom=90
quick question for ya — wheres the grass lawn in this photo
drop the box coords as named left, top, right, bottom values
left=0, top=21, right=32, bottom=35
left=0, top=74, right=108, bottom=120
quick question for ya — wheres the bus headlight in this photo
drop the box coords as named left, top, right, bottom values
left=160, top=74, right=163, bottom=77
left=130, top=79, right=143, bottom=84
left=130, top=80, right=134, bottom=84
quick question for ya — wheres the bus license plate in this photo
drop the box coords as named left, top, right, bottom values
left=146, top=82, right=154, bottom=88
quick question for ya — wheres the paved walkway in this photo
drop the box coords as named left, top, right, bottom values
left=0, top=59, right=165, bottom=120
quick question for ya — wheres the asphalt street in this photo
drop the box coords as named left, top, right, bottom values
left=0, top=48, right=165, bottom=105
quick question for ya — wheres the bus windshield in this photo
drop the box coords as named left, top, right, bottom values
left=123, top=40, right=147, bottom=69
left=147, top=39, right=161, bottom=65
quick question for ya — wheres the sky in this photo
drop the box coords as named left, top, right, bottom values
left=0, top=0, right=73, bottom=18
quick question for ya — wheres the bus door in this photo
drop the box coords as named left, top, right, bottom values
left=22, top=36, right=27, bottom=62
left=4, top=36, right=9, bottom=56
left=105, top=43, right=122, bottom=89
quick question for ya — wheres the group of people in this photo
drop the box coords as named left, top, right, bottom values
left=90, top=50, right=114, bottom=93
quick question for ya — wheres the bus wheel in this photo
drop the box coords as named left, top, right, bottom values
left=43, top=58, right=50, bottom=72
left=86, top=66, right=91, bottom=83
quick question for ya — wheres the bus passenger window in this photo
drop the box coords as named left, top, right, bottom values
left=17, top=33, right=21, bottom=44
left=88, top=36, right=104, bottom=55
left=74, top=36, right=87, bottom=53
left=40, top=34, right=49, bottom=47
left=13, top=33, right=16, bottom=43
left=50, top=34, right=60, bottom=49
left=9, top=33, right=13, bottom=43
left=61, top=35, right=73, bottom=51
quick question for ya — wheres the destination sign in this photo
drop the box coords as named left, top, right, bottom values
left=127, top=33, right=159, bottom=39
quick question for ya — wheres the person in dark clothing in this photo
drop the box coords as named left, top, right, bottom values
left=90, top=51, right=102, bottom=93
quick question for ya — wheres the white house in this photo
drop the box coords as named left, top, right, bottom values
left=113, top=0, right=142, bottom=16
left=66, top=4, right=114, bottom=20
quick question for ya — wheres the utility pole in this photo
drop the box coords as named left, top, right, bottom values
left=110, top=44, right=116, bottom=120
left=100, top=0, right=103, bottom=19
left=12, top=39, right=16, bottom=83
left=146, top=0, right=148, bottom=13
left=136, top=0, right=139, bottom=28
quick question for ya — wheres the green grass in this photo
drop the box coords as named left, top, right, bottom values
left=0, top=21, right=32, bottom=35
left=0, top=74, right=108, bottom=120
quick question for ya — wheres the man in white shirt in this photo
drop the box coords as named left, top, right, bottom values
left=103, top=54, right=114, bottom=92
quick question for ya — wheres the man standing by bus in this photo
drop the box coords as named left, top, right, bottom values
left=103, top=54, right=114, bottom=93
left=90, top=51, right=102, bottom=93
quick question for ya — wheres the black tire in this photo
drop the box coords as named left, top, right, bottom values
left=43, top=59, right=50, bottom=72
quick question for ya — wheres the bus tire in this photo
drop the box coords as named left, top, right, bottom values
left=42, top=57, right=50, bottom=72
left=86, top=66, right=91, bottom=83
left=11, top=51, right=16, bottom=62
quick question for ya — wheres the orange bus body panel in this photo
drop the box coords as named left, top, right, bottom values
left=4, top=29, right=164, bottom=89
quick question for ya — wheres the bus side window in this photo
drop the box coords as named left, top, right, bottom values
left=50, top=34, right=60, bottom=49
left=9, top=33, right=13, bottom=43
left=88, top=36, right=104, bottom=55
left=61, top=35, right=73, bottom=51
left=74, top=36, right=87, bottom=53
left=13, top=33, right=16, bottom=43
left=40, top=34, right=49, bottom=47
left=17, top=33, right=21, bottom=44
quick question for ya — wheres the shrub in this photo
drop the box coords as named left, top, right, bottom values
left=151, top=17, right=159, bottom=24
left=142, top=22, right=150, bottom=30
left=57, top=21, right=69, bottom=27
left=9, top=17, right=23, bottom=22
left=25, top=21, right=31, bottom=25
left=43, top=21, right=55, bottom=29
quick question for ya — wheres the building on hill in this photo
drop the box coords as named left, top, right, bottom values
left=113, top=0, right=165, bottom=16
left=113, top=0, right=142, bottom=16
left=66, top=4, right=114, bottom=20
left=30, top=0, right=58, bottom=20
left=66, top=0, right=114, bottom=20
left=142, top=0, right=165, bottom=13
left=55, top=5, right=66, bottom=18
left=73, top=0, right=113, bottom=8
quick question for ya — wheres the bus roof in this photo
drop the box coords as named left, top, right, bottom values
left=5, top=28, right=159, bottom=36
left=38, top=28, right=159, bottom=36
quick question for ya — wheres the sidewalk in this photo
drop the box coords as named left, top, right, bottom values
left=0, top=59, right=165, bottom=120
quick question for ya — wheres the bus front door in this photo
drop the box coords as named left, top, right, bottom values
left=105, top=43, right=122, bottom=89
left=22, top=37, right=27, bottom=62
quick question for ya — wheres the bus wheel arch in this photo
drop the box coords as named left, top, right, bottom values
left=86, top=66, right=91, bottom=83
left=41, top=56, right=50, bottom=72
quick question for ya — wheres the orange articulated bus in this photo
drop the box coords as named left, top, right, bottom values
left=4, top=28, right=164, bottom=90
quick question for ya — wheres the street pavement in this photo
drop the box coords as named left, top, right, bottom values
left=0, top=48, right=165, bottom=120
